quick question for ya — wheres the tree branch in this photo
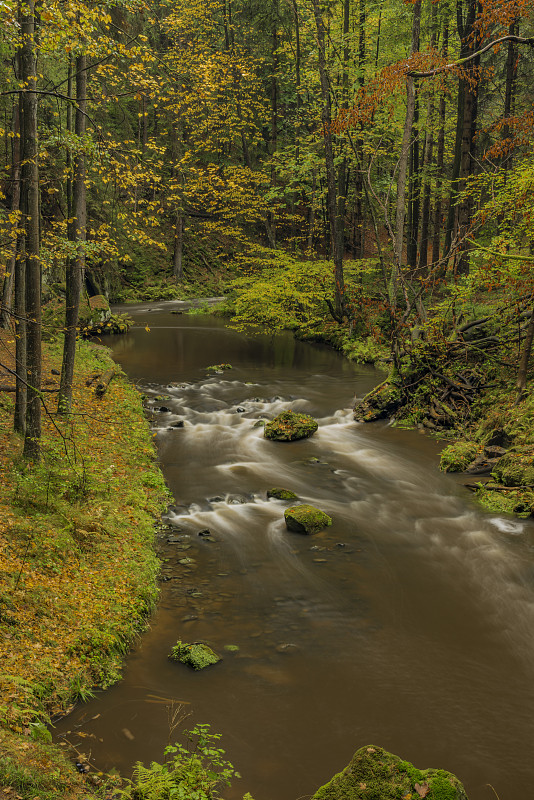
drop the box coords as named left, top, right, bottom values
left=409, top=35, right=534, bottom=78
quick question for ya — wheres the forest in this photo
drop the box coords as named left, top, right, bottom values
left=1, top=0, right=534, bottom=475
left=0, top=0, right=534, bottom=797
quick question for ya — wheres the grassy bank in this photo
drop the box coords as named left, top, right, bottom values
left=0, top=335, right=169, bottom=797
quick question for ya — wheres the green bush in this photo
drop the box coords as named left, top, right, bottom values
left=120, top=724, right=241, bottom=800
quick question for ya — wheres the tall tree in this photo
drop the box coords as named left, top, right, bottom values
left=58, top=53, right=87, bottom=414
left=20, top=0, right=41, bottom=460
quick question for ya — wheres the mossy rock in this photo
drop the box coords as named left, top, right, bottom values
left=284, top=504, right=332, bottom=535
left=492, top=451, right=534, bottom=487
left=440, top=441, right=478, bottom=473
left=354, top=382, right=402, bottom=423
left=169, top=640, right=221, bottom=670
left=264, top=410, right=318, bottom=441
left=311, top=745, right=469, bottom=800
left=267, top=487, right=298, bottom=500
left=78, top=294, right=111, bottom=327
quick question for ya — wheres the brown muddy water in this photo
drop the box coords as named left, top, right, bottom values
left=54, top=300, right=534, bottom=800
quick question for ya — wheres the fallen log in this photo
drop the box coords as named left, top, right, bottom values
left=94, top=369, right=115, bottom=397
left=85, top=371, right=102, bottom=387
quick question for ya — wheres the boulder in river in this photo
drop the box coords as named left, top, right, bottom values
left=264, top=410, right=318, bottom=441
left=169, top=640, right=221, bottom=670
left=311, top=745, right=469, bottom=800
left=284, top=504, right=332, bottom=534
left=267, top=487, right=298, bottom=500
left=354, top=381, right=402, bottom=422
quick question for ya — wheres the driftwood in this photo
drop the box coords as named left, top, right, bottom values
left=94, top=369, right=115, bottom=397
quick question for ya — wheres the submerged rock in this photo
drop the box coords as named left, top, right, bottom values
left=267, top=487, right=298, bottom=500
left=284, top=504, right=332, bottom=534
left=311, top=745, right=469, bottom=800
left=264, top=411, right=318, bottom=441
left=169, top=640, right=221, bottom=670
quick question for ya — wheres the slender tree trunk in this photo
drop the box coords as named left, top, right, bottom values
left=14, top=74, right=26, bottom=434
left=432, top=14, right=448, bottom=266
left=418, top=1, right=439, bottom=273
left=307, top=172, right=317, bottom=253
left=335, top=0, right=351, bottom=269
left=173, top=211, right=184, bottom=280
left=375, top=0, right=382, bottom=71
left=391, top=0, right=421, bottom=303
left=444, top=0, right=480, bottom=274
left=418, top=95, right=434, bottom=273
left=353, top=0, right=366, bottom=258
left=1, top=103, right=21, bottom=330
left=407, top=92, right=420, bottom=270
left=516, top=305, right=534, bottom=402
left=291, top=0, right=301, bottom=249
left=502, top=20, right=518, bottom=174
left=58, top=54, right=87, bottom=415
left=311, top=0, right=345, bottom=319
left=266, top=0, right=278, bottom=248
left=21, top=0, right=41, bottom=460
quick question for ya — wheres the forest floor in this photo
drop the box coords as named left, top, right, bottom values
left=0, top=330, right=169, bottom=798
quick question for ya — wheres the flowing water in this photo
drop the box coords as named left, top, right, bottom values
left=55, top=301, right=534, bottom=800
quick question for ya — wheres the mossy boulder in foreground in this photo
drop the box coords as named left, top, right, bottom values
left=284, top=504, right=332, bottom=534
left=169, top=641, right=221, bottom=670
left=311, top=745, right=469, bottom=800
left=264, top=410, right=318, bottom=441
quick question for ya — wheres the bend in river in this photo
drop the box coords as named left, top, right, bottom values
left=55, top=302, right=534, bottom=800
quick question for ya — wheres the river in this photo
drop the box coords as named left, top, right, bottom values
left=54, top=301, right=534, bottom=800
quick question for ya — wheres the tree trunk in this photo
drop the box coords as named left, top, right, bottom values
left=353, top=0, right=366, bottom=258
left=516, top=305, right=534, bottom=402
left=21, top=0, right=41, bottom=460
left=444, top=0, right=480, bottom=274
left=418, top=94, right=434, bottom=273
left=173, top=211, right=184, bottom=280
left=266, top=0, right=278, bottom=248
left=58, top=54, right=87, bottom=415
left=407, top=92, right=420, bottom=270
left=391, top=0, right=421, bottom=303
left=418, top=1, right=439, bottom=273
left=502, top=20, right=518, bottom=174
left=311, top=0, right=345, bottom=320
left=335, top=0, right=351, bottom=271
left=1, top=102, right=21, bottom=330
left=432, top=14, right=448, bottom=266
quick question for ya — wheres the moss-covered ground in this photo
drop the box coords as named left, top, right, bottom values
left=0, top=332, right=169, bottom=797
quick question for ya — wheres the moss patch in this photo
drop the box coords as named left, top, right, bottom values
left=267, top=487, right=298, bottom=500
left=354, top=382, right=402, bottom=423
left=169, top=641, right=221, bottom=670
left=284, top=504, right=332, bottom=534
left=311, top=745, right=468, bottom=800
left=491, top=451, right=534, bottom=486
left=264, top=410, right=318, bottom=441
left=440, top=441, right=479, bottom=472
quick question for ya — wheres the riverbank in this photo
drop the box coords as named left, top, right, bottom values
left=0, top=333, right=169, bottom=797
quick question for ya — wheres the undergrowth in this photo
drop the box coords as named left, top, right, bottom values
left=0, top=336, right=170, bottom=797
